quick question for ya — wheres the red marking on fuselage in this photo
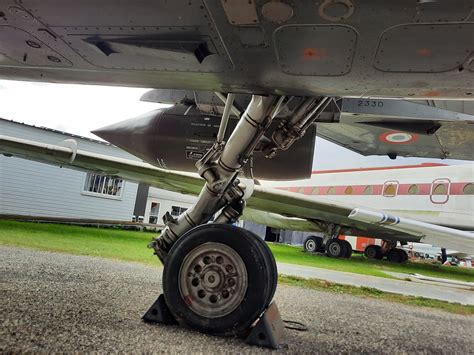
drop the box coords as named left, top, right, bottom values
left=310, top=163, right=446, bottom=175
left=278, top=182, right=471, bottom=196
left=421, top=90, right=441, bottom=97
left=303, top=47, right=327, bottom=60
left=417, top=48, right=431, bottom=56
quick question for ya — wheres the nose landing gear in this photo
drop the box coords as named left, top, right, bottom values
left=145, top=94, right=331, bottom=347
left=162, top=224, right=278, bottom=336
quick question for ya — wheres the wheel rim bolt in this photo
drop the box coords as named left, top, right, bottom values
left=209, top=294, right=218, bottom=303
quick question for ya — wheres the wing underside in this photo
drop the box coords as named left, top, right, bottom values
left=2, top=134, right=473, bottom=253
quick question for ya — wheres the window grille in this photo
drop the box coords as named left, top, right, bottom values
left=83, top=173, right=123, bottom=198
left=149, top=202, right=160, bottom=224
left=171, top=206, right=188, bottom=217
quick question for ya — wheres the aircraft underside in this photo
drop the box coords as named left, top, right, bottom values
left=0, top=0, right=473, bottom=345
left=0, top=0, right=472, bottom=98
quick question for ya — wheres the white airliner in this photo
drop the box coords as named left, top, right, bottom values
left=264, top=163, right=474, bottom=262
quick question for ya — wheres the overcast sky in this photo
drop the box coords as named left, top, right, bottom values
left=0, top=79, right=461, bottom=169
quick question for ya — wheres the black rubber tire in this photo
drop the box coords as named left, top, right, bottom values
left=325, top=239, right=347, bottom=258
left=387, top=248, right=402, bottom=263
left=340, top=240, right=353, bottom=258
left=303, top=236, right=323, bottom=253
left=398, top=249, right=409, bottom=263
left=241, top=228, right=278, bottom=307
left=365, top=245, right=383, bottom=260
left=163, top=224, right=277, bottom=336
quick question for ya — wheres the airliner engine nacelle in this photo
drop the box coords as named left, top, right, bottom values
left=93, top=104, right=316, bottom=180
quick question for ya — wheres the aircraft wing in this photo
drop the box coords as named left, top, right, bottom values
left=2, top=134, right=473, bottom=254
left=317, top=98, right=474, bottom=161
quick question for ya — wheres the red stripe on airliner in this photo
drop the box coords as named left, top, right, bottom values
left=277, top=182, right=471, bottom=196
left=311, top=163, right=446, bottom=175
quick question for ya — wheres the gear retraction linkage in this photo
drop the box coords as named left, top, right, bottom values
left=150, top=94, right=331, bottom=263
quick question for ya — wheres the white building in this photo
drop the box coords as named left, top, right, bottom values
left=0, top=118, right=194, bottom=227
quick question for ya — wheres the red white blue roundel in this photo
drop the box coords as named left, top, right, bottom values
left=379, top=131, right=419, bottom=144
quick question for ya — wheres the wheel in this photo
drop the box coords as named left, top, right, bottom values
left=386, top=248, right=408, bottom=263
left=303, top=236, right=323, bottom=253
left=162, top=224, right=277, bottom=336
left=398, top=249, right=408, bottom=263
left=241, top=228, right=278, bottom=306
left=364, top=245, right=383, bottom=260
left=340, top=240, right=352, bottom=258
left=325, top=239, right=347, bottom=258
left=387, top=248, right=402, bottom=263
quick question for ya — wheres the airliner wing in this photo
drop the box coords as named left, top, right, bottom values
left=2, top=134, right=473, bottom=253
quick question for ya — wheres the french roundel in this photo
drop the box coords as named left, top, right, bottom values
left=379, top=131, right=419, bottom=145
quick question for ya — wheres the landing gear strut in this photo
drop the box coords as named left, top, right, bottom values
left=146, top=94, right=331, bottom=345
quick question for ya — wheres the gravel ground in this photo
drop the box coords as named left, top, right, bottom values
left=1, top=246, right=473, bottom=353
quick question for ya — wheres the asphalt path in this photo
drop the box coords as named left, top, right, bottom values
left=277, top=262, right=474, bottom=305
left=1, top=246, right=473, bottom=353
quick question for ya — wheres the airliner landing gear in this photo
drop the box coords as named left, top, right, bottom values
left=386, top=248, right=408, bottom=263
left=303, top=235, right=324, bottom=253
left=325, top=239, right=352, bottom=258
left=364, top=245, right=384, bottom=260
left=364, top=244, right=408, bottom=263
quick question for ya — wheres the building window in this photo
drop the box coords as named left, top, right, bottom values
left=171, top=205, right=188, bottom=217
left=408, top=184, right=419, bottom=195
left=463, top=183, right=474, bottom=195
left=297, top=187, right=305, bottom=194
left=312, top=187, right=320, bottom=195
left=149, top=202, right=160, bottom=224
left=83, top=173, right=123, bottom=198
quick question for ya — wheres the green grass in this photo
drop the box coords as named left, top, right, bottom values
left=0, top=220, right=159, bottom=266
left=268, top=243, right=474, bottom=282
left=0, top=220, right=473, bottom=284
left=279, top=275, right=474, bottom=316
left=1, top=220, right=472, bottom=315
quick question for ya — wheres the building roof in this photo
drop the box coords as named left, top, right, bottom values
left=0, top=117, right=112, bottom=146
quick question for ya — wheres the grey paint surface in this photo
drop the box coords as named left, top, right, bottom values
left=0, top=1, right=472, bottom=99
left=0, top=119, right=139, bottom=221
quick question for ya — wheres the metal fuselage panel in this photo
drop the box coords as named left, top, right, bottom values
left=0, top=0, right=472, bottom=98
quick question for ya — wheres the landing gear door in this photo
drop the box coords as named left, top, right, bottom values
left=430, top=178, right=451, bottom=204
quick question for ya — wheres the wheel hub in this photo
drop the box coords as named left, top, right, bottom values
left=179, top=242, right=248, bottom=318
left=329, top=242, right=341, bottom=255
left=306, top=240, right=315, bottom=251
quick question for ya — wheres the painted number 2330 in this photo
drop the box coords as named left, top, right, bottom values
left=357, top=100, right=384, bottom=107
